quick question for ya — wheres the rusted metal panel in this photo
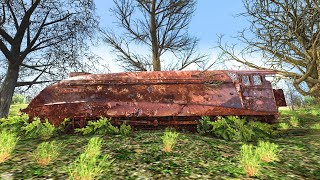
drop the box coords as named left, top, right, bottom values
left=21, top=70, right=284, bottom=127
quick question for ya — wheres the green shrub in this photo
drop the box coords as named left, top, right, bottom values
left=239, top=144, right=261, bottom=177
left=197, top=116, right=212, bottom=135
left=278, top=122, right=289, bottom=130
left=289, top=116, right=299, bottom=127
left=120, top=122, right=132, bottom=136
left=0, top=131, right=19, bottom=163
left=0, top=114, right=28, bottom=133
left=206, top=116, right=273, bottom=142
left=310, top=123, right=320, bottom=130
left=68, top=137, right=113, bottom=180
left=309, top=109, right=320, bottom=117
left=161, top=128, right=179, bottom=152
left=75, top=117, right=120, bottom=135
left=22, top=118, right=55, bottom=139
left=247, top=121, right=273, bottom=139
left=256, top=141, right=279, bottom=162
left=33, top=141, right=61, bottom=166
left=11, top=94, right=25, bottom=104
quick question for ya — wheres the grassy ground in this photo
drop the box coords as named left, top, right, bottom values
left=0, top=105, right=319, bottom=179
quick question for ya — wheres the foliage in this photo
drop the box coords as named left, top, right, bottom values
left=289, top=116, right=299, bottom=127
left=75, top=117, right=131, bottom=136
left=218, top=0, right=320, bottom=98
left=197, top=116, right=212, bottom=135
left=84, top=137, right=104, bottom=158
left=11, top=94, right=26, bottom=105
left=22, top=118, right=55, bottom=139
left=278, top=122, right=289, bottom=130
left=207, top=116, right=272, bottom=141
left=33, top=141, right=61, bottom=166
left=68, top=137, right=113, bottom=180
left=239, top=144, right=261, bottom=177
left=256, top=141, right=279, bottom=163
left=120, top=122, right=132, bottom=136
left=161, top=128, right=179, bottom=152
left=0, top=131, right=19, bottom=163
left=304, top=96, right=318, bottom=107
left=310, top=123, right=320, bottom=130
left=0, top=114, right=29, bottom=133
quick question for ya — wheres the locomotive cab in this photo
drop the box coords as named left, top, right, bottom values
left=236, top=72, right=286, bottom=110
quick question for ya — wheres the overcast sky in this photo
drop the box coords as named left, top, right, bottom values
left=93, top=1, right=250, bottom=72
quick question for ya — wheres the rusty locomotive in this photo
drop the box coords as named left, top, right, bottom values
left=22, top=70, right=286, bottom=128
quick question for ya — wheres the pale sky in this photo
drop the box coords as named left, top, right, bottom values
left=92, top=1, right=250, bottom=72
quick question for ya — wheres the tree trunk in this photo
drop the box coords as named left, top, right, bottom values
left=0, top=62, right=20, bottom=118
left=150, top=0, right=161, bottom=71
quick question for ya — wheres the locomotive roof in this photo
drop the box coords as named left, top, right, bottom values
left=56, top=70, right=276, bottom=86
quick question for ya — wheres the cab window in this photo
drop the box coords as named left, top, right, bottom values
left=252, top=75, right=262, bottom=85
left=242, top=75, right=250, bottom=86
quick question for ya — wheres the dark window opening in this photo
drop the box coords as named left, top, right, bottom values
left=253, top=75, right=262, bottom=85
left=242, top=75, right=250, bottom=86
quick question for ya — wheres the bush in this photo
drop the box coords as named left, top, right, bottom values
left=310, top=123, right=320, bottom=130
left=197, top=116, right=212, bottom=135
left=75, top=117, right=131, bottom=136
left=278, top=122, right=289, bottom=130
left=240, top=144, right=261, bottom=177
left=161, top=128, right=179, bottom=152
left=11, top=94, right=25, bottom=104
left=0, top=131, right=19, bottom=163
left=0, top=114, right=28, bottom=133
left=256, top=141, right=279, bottom=162
left=22, top=118, right=56, bottom=139
left=206, top=116, right=272, bottom=142
left=289, top=116, right=299, bottom=127
left=33, top=141, right=61, bottom=166
left=68, top=137, right=113, bottom=180
left=120, top=122, right=132, bottom=136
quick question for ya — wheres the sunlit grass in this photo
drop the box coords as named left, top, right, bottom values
left=256, top=141, right=279, bottom=162
left=161, top=128, right=179, bottom=152
left=0, top=131, right=19, bottom=163
left=240, top=144, right=261, bottom=177
left=33, top=141, right=61, bottom=166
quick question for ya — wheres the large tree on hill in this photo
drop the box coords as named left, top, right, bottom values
left=103, top=0, right=206, bottom=71
left=218, top=0, right=320, bottom=99
left=0, top=0, right=99, bottom=118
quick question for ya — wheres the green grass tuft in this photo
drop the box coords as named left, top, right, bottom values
left=0, top=131, right=19, bottom=163
left=161, top=128, right=179, bottom=152
left=33, top=141, right=61, bottom=166
left=239, top=144, right=261, bottom=177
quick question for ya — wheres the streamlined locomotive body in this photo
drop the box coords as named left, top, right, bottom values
left=22, top=70, right=286, bottom=128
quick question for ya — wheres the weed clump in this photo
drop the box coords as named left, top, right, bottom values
left=240, top=144, right=261, bottom=177
left=33, top=141, right=61, bottom=166
left=0, top=114, right=28, bottom=134
left=289, top=116, right=299, bottom=127
left=161, top=128, right=179, bottom=152
left=310, top=123, right=320, bottom=130
left=0, top=131, right=19, bottom=163
left=256, top=141, right=279, bottom=162
left=22, top=118, right=56, bottom=139
left=198, top=116, right=273, bottom=141
left=278, top=122, right=289, bottom=130
left=68, top=137, right=113, bottom=180
left=75, top=117, right=131, bottom=136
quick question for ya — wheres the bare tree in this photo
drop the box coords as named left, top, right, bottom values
left=0, top=0, right=99, bottom=118
left=103, top=0, right=206, bottom=71
left=218, top=0, right=320, bottom=99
